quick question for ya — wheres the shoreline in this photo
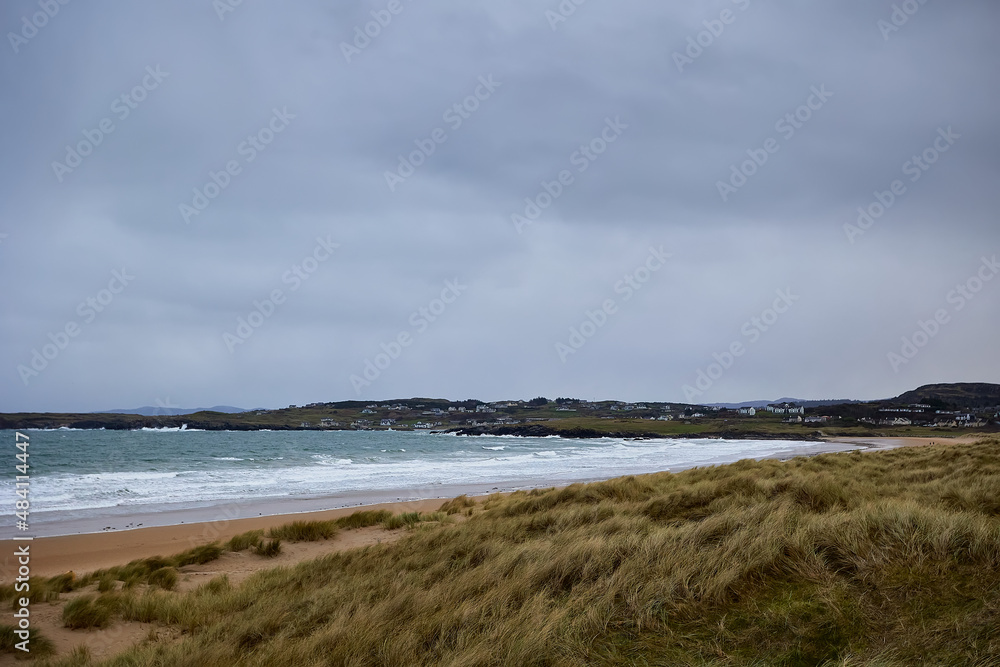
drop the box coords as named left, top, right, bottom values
left=13, top=438, right=860, bottom=541
left=4, top=436, right=982, bottom=580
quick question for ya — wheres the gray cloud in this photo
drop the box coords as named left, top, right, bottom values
left=1, top=0, right=997, bottom=411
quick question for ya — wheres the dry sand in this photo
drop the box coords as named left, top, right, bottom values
left=11, top=497, right=446, bottom=580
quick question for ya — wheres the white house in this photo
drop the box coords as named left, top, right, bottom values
left=738, top=407, right=756, bottom=416
left=766, top=403, right=804, bottom=415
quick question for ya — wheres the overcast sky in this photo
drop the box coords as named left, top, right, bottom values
left=1, top=0, right=998, bottom=412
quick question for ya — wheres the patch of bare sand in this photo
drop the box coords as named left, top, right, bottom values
left=175, top=525, right=408, bottom=591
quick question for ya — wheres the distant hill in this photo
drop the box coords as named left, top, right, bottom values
left=892, top=383, right=1000, bottom=410
left=94, top=406, right=248, bottom=416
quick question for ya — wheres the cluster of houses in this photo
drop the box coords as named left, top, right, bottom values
left=293, top=398, right=996, bottom=432
left=860, top=408, right=987, bottom=428
left=733, top=403, right=805, bottom=417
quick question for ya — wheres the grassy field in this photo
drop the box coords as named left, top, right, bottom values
left=497, top=413, right=994, bottom=440
left=5, top=438, right=1000, bottom=665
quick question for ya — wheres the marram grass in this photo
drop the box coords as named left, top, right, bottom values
left=27, top=439, right=1000, bottom=665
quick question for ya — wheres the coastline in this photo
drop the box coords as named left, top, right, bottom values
left=14, top=437, right=865, bottom=541
left=1, top=436, right=943, bottom=580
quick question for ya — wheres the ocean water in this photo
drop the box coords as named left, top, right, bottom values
left=1, top=428, right=850, bottom=536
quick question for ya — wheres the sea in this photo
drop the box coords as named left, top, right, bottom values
left=1, top=428, right=859, bottom=537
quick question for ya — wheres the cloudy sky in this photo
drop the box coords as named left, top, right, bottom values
left=1, top=0, right=997, bottom=412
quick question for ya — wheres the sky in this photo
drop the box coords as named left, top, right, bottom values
left=1, top=0, right=998, bottom=412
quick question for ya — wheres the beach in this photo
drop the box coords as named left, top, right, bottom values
left=6, top=435, right=960, bottom=579
left=15, top=497, right=446, bottom=579
left=1, top=434, right=992, bottom=664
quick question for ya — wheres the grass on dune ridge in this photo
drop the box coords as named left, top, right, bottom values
left=10, top=439, right=1000, bottom=665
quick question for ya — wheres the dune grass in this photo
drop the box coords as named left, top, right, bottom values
left=226, top=529, right=265, bottom=552
left=334, top=509, right=393, bottom=529
left=62, top=594, right=118, bottom=629
left=2, top=508, right=411, bottom=611
left=252, top=539, right=282, bottom=558
left=267, top=520, right=338, bottom=542
left=30, top=439, right=1000, bottom=664
left=0, top=624, right=54, bottom=656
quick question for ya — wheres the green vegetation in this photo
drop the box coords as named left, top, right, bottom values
left=28, top=438, right=1000, bottom=665
left=62, top=594, right=118, bottom=629
left=169, top=544, right=219, bottom=567
left=382, top=511, right=422, bottom=530
left=226, top=529, right=265, bottom=552
left=146, top=567, right=178, bottom=591
left=267, top=520, right=338, bottom=542
left=252, top=539, right=282, bottom=558
left=333, top=509, right=392, bottom=529
left=0, top=624, right=54, bottom=656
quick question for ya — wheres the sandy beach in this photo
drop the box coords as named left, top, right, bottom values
left=8, top=497, right=446, bottom=580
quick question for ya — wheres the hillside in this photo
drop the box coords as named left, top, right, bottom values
left=893, top=383, right=1000, bottom=409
